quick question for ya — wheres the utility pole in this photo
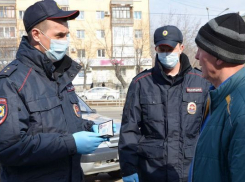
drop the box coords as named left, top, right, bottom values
left=206, top=7, right=209, bottom=20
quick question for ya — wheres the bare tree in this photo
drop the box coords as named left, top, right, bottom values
left=134, top=20, right=151, bottom=74
left=69, top=31, right=95, bottom=90
left=89, top=20, right=129, bottom=88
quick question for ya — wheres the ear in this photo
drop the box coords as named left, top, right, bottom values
left=155, top=46, right=158, bottom=52
left=180, top=44, right=184, bottom=52
left=216, top=59, right=223, bottom=66
left=32, top=28, right=41, bottom=42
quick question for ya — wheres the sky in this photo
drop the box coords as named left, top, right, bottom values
left=149, top=0, right=245, bottom=29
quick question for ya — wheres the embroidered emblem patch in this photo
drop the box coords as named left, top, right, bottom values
left=66, top=84, right=75, bottom=92
left=186, top=87, right=203, bottom=93
left=73, top=104, right=81, bottom=118
left=162, top=30, right=168, bottom=36
left=187, top=102, right=196, bottom=115
left=0, top=98, right=8, bottom=125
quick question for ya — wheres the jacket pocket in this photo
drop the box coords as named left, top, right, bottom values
left=140, top=95, right=164, bottom=121
left=26, top=96, right=66, bottom=134
left=183, top=146, right=195, bottom=177
left=137, top=138, right=166, bottom=168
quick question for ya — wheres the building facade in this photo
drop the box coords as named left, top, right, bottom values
left=3, top=0, right=152, bottom=90
left=0, top=0, right=18, bottom=71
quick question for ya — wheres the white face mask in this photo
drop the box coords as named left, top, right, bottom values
left=38, top=30, right=69, bottom=61
left=158, top=51, right=180, bottom=69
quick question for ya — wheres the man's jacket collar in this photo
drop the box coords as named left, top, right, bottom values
left=209, top=67, right=245, bottom=112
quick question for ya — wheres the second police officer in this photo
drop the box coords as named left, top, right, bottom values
left=119, top=25, right=210, bottom=182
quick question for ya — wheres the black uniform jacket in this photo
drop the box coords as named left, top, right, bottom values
left=118, top=53, right=210, bottom=182
left=0, top=37, right=93, bottom=182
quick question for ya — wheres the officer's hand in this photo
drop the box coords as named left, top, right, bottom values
left=122, top=173, right=139, bottom=182
left=72, top=131, right=105, bottom=154
left=112, top=124, right=117, bottom=133
left=92, top=124, right=99, bottom=133
left=92, top=124, right=117, bottom=133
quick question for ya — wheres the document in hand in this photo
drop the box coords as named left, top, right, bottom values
left=98, top=120, right=114, bottom=137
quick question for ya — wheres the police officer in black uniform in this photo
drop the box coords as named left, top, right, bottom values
left=0, top=1, right=106, bottom=182
left=119, top=25, right=210, bottom=182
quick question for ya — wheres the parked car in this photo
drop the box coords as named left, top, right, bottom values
left=78, top=87, right=120, bottom=100
left=77, top=95, right=121, bottom=178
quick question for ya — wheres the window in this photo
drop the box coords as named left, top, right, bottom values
left=0, top=27, right=16, bottom=38
left=78, top=49, right=86, bottom=58
left=96, top=11, right=104, bottom=19
left=19, top=30, right=27, bottom=38
left=134, top=11, right=141, bottom=19
left=112, top=7, right=131, bottom=19
left=135, top=30, right=142, bottom=38
left=96, top=30, right=105, bottom=38
left=0, top=6, right=15, bottom=18
left=77, top=11, right=84, bottom=20
left=77, top=30, right=85, bottom=38
left=97, top=49, right=105, bottom=58
left=19, top=10, right=25, bottom=19
left=113, top=27, right=130, bottom=37
left=60, top=6, right=69, bottom=11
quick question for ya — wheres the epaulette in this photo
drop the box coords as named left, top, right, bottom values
left=133, top=69, right=153, bottom=83
left=0, top=64, right=17, bottom=78
left=132, top=69, right=148, bottom=79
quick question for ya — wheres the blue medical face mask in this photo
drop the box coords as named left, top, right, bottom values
left=158, top=51, right=180, bottom=69
left=38, top=30, right=69, bottom=62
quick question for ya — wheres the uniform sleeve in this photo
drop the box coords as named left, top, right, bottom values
left=229, top=114, right=245, bottom=182
left=118, top=80, right=142, bottom=177
left=0, top=79, right=77, bottom=166
left=78, top=117, right=94, bottom=132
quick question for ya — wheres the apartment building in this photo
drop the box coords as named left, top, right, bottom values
left=3, top=0, right=152, bottom=89
left=0, top=0, right=18, bottom=71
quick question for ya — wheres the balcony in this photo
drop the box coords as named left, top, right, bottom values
left=111, top=0, right=133, bottom=5
left=0, top=18, right=16, bottom=24
left=0, top=0, right=15, bottom=4
left=112, top=18, right=133, bottom=25
left=0, top=38, right=17, bottom=47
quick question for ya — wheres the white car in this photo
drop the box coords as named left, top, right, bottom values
left=79, top=87, right=120, bottom=100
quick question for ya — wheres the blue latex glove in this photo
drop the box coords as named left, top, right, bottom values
left=92, top=124, right=117, bottom=133
left=122, top=173, right=139, bottom=182
left=72, top=131, right=105, bottom=154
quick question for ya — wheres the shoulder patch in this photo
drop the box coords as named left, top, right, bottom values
left=0, top=98, right=8, bottom=125
left=0, top=65, right=17, bottom=77
left=66, top=83, right=75, bottom=92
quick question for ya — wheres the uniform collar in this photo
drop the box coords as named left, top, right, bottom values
left=16, top=36, right=82, bottom=88
left=17, top=36, right=54, bottom=78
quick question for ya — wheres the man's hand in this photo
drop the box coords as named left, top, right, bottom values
left=72, top=131, right=105, bottom=154
left=122, top=173, right=139, bottom=182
